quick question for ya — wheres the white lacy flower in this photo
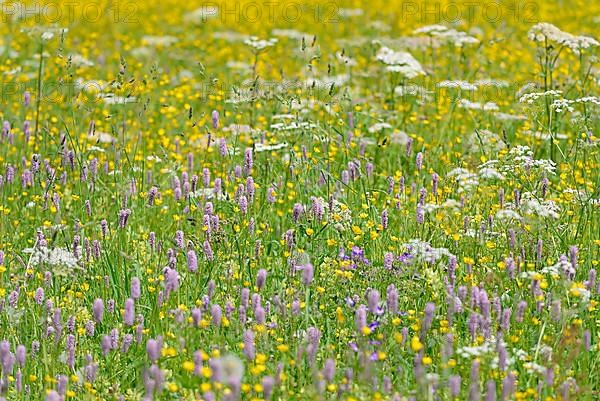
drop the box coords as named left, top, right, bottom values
left=435, top=29, right=479, bottom=46
left=24, top=247, right=80, bottom=270
left=495, top=112, right=527, bottom=121
left=190, top=188, right=226, bottom=201
left=520, top=193, right=560, bottom=219
left=457, top=341, right=495, bottom=358
left=458, top=99, right=499, bottom=111
left=270, top=121, right=316, bottom=131
left=438, top=80, right=478, bottom=91
left=376, top=47, right=425, bottom=78
left=573, top=96, right=600, bottom=106
left=551, top=98, right=574, bottom=113
left=564, top=35, right=600, bottom=53
left=495, top=209, right=522, bottom=221
left=101, top=94, right=137, bottom=105
left=368, top=122, right=392, bottom=133
left=254, top=142, right=288, bottom=153
left=530, top=23, right=600, bottom=53
left=502, top=146, right=557, bottom=174
left=413, top=25, right=449, bottom=35
left=519, top=90, right=563, bottom=103
left=402, top=239, right=455, bottom=264
left=528, top=23, right=572, bottom=43
left=447, top=168, right=479, bottom=192
left=478, top=167, right=505, bottom=180
left=244, top=37, right=278, bottom=51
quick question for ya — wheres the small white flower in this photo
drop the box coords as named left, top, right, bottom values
left=376, top=47, right=425, bottom=79
left=244, top=37, right=278, bottom=51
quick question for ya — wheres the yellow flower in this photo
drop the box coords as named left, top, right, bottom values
left=411, top=336, right=423, bottom=352
left=569, top=282, right=587, bottom=297
left=182, top=361, right=195, bottom=373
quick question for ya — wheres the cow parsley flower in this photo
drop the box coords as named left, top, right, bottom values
left=519, top=90, right=563, bottom=104
left=244, top=37, right=278, bottom=51
left=24, top=246, right=81, bottom=275
left=520, top=192, right=561, bottom=219
left=413, top=25, right=449, bottom=35
left=376, top=47, right=425, bottom=78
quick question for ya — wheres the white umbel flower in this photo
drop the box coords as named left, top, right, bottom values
left=376, top=47, right=425, bottom=78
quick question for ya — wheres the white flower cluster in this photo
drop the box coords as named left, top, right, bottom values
left=447, top=168, right=479, bottom=193
left=244, top=37, right=278, bottom=51
left=402, top=239, right=455, bottom=264
left=519, top=90, right=563, bottom=104
left=551, top=96, right=600, bottom=113
left=502, top=146, right=556, bottom=175
left=528, top=23, right=572, bottom=43
left=439, top=79, right=508, bottom=91
left=24, top=247, right=80, bottom=270
left=413, top=25, right=479, bottom=47
left=438, top=80, right=478, bottom=91
left=478, top=162, right=506, bottom=180
left=458, top=99, right=499, bottom=111
left=495, top=209, right=522, bottom=221
left=423, top=199, right=461, bottom=214
left=413, top=24, right=449, bottom=35
left=270, top=121, right=316, bottom=131
left=254, top=142, right=288, bottom=153
left=519, top=264, right=560, bottom=280
left=189, top=188, right=226, bottom=201
left=367, top=122, right=393, bottom=133
left=494, top=112, right=527, bottom=121
left=436, top=29, right=479, bottom=47
left=375, top=47, right=425, bottom=78
left=456, top=340, right=495, bottom=359
left=551, top=98, right=574, bottom=113
left=520, top=192, right=561, bottom=219
left=528, top=23, right=599, bottom=53
left=446, top=162, right=505, bottom=193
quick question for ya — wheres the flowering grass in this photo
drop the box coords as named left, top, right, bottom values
left=0, top=0, right=599, bottom=400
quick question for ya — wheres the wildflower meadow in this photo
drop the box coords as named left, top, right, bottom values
left=0, top=0, right=599, bottom=400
